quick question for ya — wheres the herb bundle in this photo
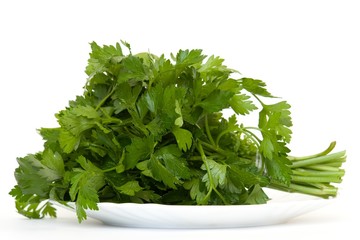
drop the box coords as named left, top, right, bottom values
left=10, top=41, right=346, bottom=222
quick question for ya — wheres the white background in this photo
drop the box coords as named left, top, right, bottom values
left=0, top=0, right=359, bottom=239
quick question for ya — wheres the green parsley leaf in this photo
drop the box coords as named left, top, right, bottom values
left=229, top=94, right=258, bottom=115
left=124, top=136, right=155, bottom=169
left=172, top=126, right=193, bottom=151
left=148, top=154, right=181, bottom=189
left=116, top=181, right=143, bottom=196
left=201, top=159, right=227, bottom=189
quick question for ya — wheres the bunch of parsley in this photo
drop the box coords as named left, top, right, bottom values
left=10, top=41, right=346, bottom=222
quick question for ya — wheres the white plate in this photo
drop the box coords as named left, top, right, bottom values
left=53, top=189, right=332, bottom=228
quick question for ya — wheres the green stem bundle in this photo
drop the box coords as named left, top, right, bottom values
left=269, top=142, right=346, bottom=198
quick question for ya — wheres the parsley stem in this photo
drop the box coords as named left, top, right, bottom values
left=196, top=142, right=213, bottom=204
left=292, top=169, right=345, bottom=177
left=199, top=140, right=228, bottom=156
left=288, top=141, right=337, bottom=161
left=242, top=129, right=261, bottom=148
left=252, top=94, right=265, bottom=106
left=204, top=115, right=216, bottom=147
left=290, top=151, right=346, bottom=168
left=196, top=141, right=228, bottom=205
left=243, top=126, right=261, bottom=132
left=95, top=84, right=118, bottom=111
left=268, top=183, right=338, bottom=198
left=291, top=175, right=342, bottom=183
left=102, top=166, right=117, bottom=172
left=305, top=165, right=341, bottom=171
left=215, top=131, right=227, bottom=147
left=188, top=156, right=203, bottom=161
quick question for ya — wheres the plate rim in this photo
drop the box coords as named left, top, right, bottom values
left=51, top=189, right=333, bottom=228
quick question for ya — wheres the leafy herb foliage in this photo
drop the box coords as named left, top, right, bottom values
left=10, top=41, right=346, bottom=222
